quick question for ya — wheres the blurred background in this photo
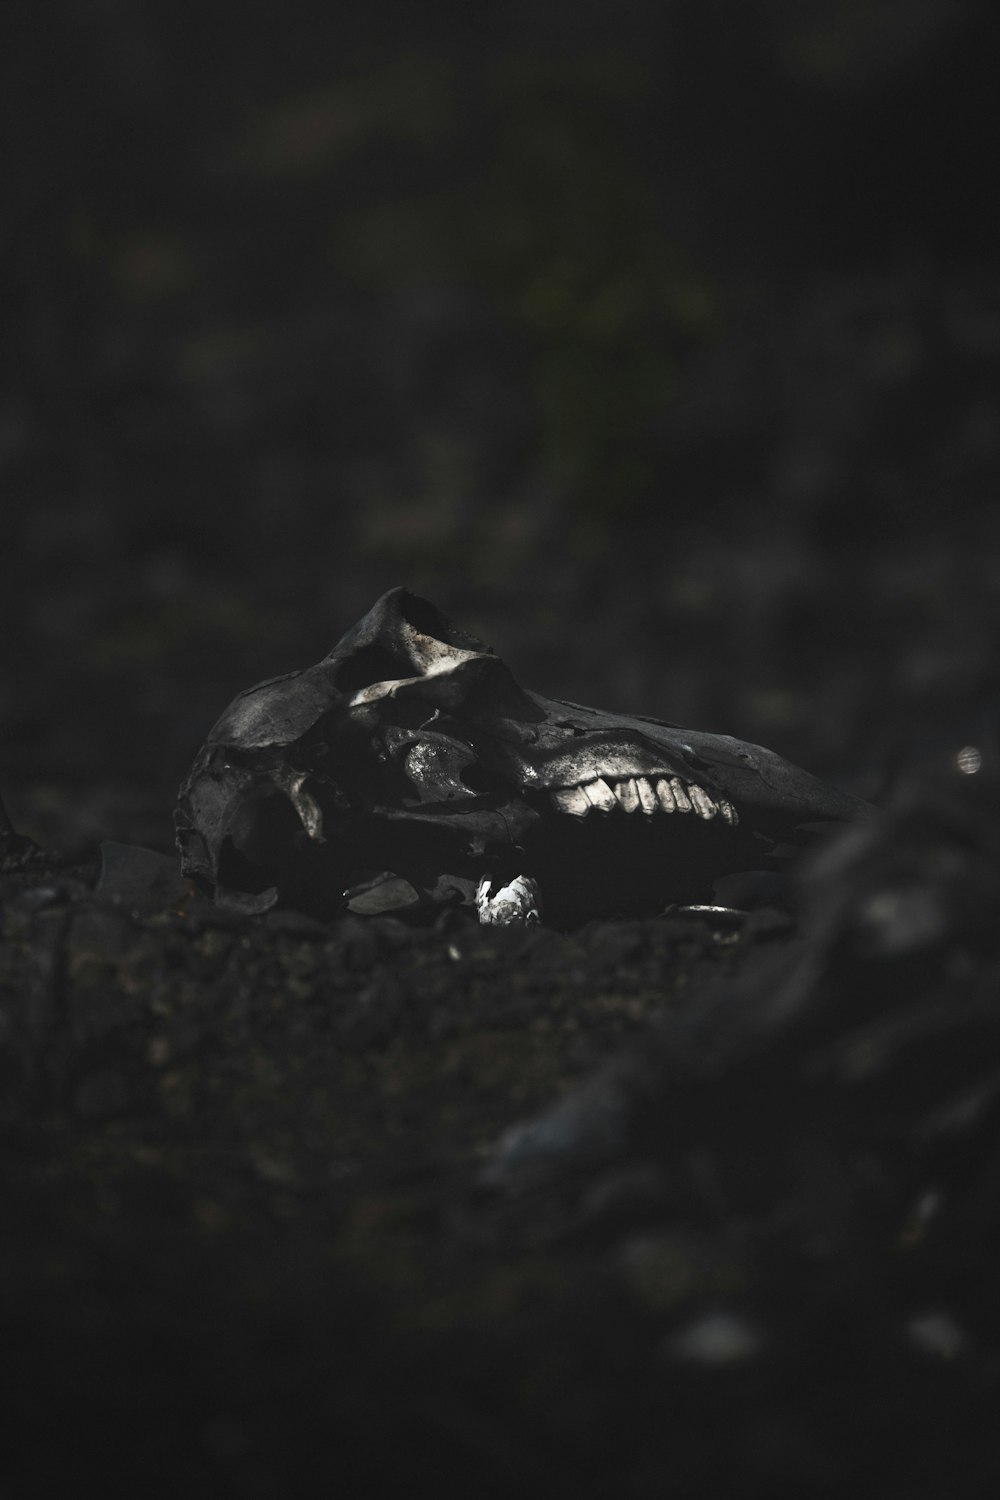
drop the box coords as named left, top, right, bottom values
left=4, top=0, right=999, bottom=855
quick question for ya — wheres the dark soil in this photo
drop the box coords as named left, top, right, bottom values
left=5, top=763, right=1000, bottom=1497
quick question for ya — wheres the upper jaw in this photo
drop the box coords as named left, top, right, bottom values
left=483, top=733, right=739, bottom=825
left=378, top=728, right=741, bottom=829
left=497, top=734, right=686, bottom=790
left=548, top=772, right=737, bottom=824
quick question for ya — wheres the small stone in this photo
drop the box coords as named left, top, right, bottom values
left=346, top=877, right=421, bottom=916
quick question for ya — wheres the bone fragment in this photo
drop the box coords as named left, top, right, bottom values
left=636, top=776, right=659, bottom=814
left=288, top=774, right=325, bottom=841
left=476, top=874, right=542, bottom=926
left=655, top=778, right=677, bottom=812
left=584, top=777, right=617, bottom=813
left=616, top=777, right=640, bottom=813
left=552, top=786, right=591, bottom=816
left=669, top=777, right=692, bottom=813
left=688, top=784, right=717, bottom=820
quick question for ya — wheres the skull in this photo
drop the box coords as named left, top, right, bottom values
left=176, top=588, right=870, bottom=924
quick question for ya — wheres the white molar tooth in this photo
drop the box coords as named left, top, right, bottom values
left=616, top=777, right=640, bottom=813
left=669, top=777, right=692, bottom=813
left=719, top=798, right=739, bottom=826
left=655, top=777, right=676, bottom=813
left=636, top=776, right=659, bottom=815
left=688, top=784, right=717, bottom=820
left=552, top=786, right=591, bottom=816
left=584, top=777, right=617, bottom=813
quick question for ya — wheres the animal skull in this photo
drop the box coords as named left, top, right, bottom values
left=176, top=588, right=870, bottom=924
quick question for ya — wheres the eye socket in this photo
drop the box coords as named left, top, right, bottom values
left=460, top=761, right=504, bottom=795
left=333, top=643, right=406, bottom=694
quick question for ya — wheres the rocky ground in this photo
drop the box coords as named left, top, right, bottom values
left=3, top=749, right=1000, bottom=1497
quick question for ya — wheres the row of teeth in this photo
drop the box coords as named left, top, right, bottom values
left=550, top=776, right=737, bottom=825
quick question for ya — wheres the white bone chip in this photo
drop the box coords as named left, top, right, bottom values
left=551, top=786, right=591, bottom=816
left=583, top=777, right=617, bottom=813
left=476, top=874, right=542, bottom=926
left=655, top=778, right=676, bottom=813
left=616, top=777, right=640, bottom=813
left=636, top=776, right=659, bottom=814
left=688, top=784, right=717, bottom=820
left=669, top=777, right=692, bottom=813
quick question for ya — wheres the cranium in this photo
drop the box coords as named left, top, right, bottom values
left=176, top=588, right=870, bottom=924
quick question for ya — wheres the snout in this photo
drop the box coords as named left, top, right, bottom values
left=707, top=740, right=872, bottom=827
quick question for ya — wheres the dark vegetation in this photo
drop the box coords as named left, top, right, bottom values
left=3, top=1, right=1000, bottom=1494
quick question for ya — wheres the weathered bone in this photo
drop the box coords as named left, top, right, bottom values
left=176, top=587, right=870, bottom=925
left=476, top=874, right=542, bottom=926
